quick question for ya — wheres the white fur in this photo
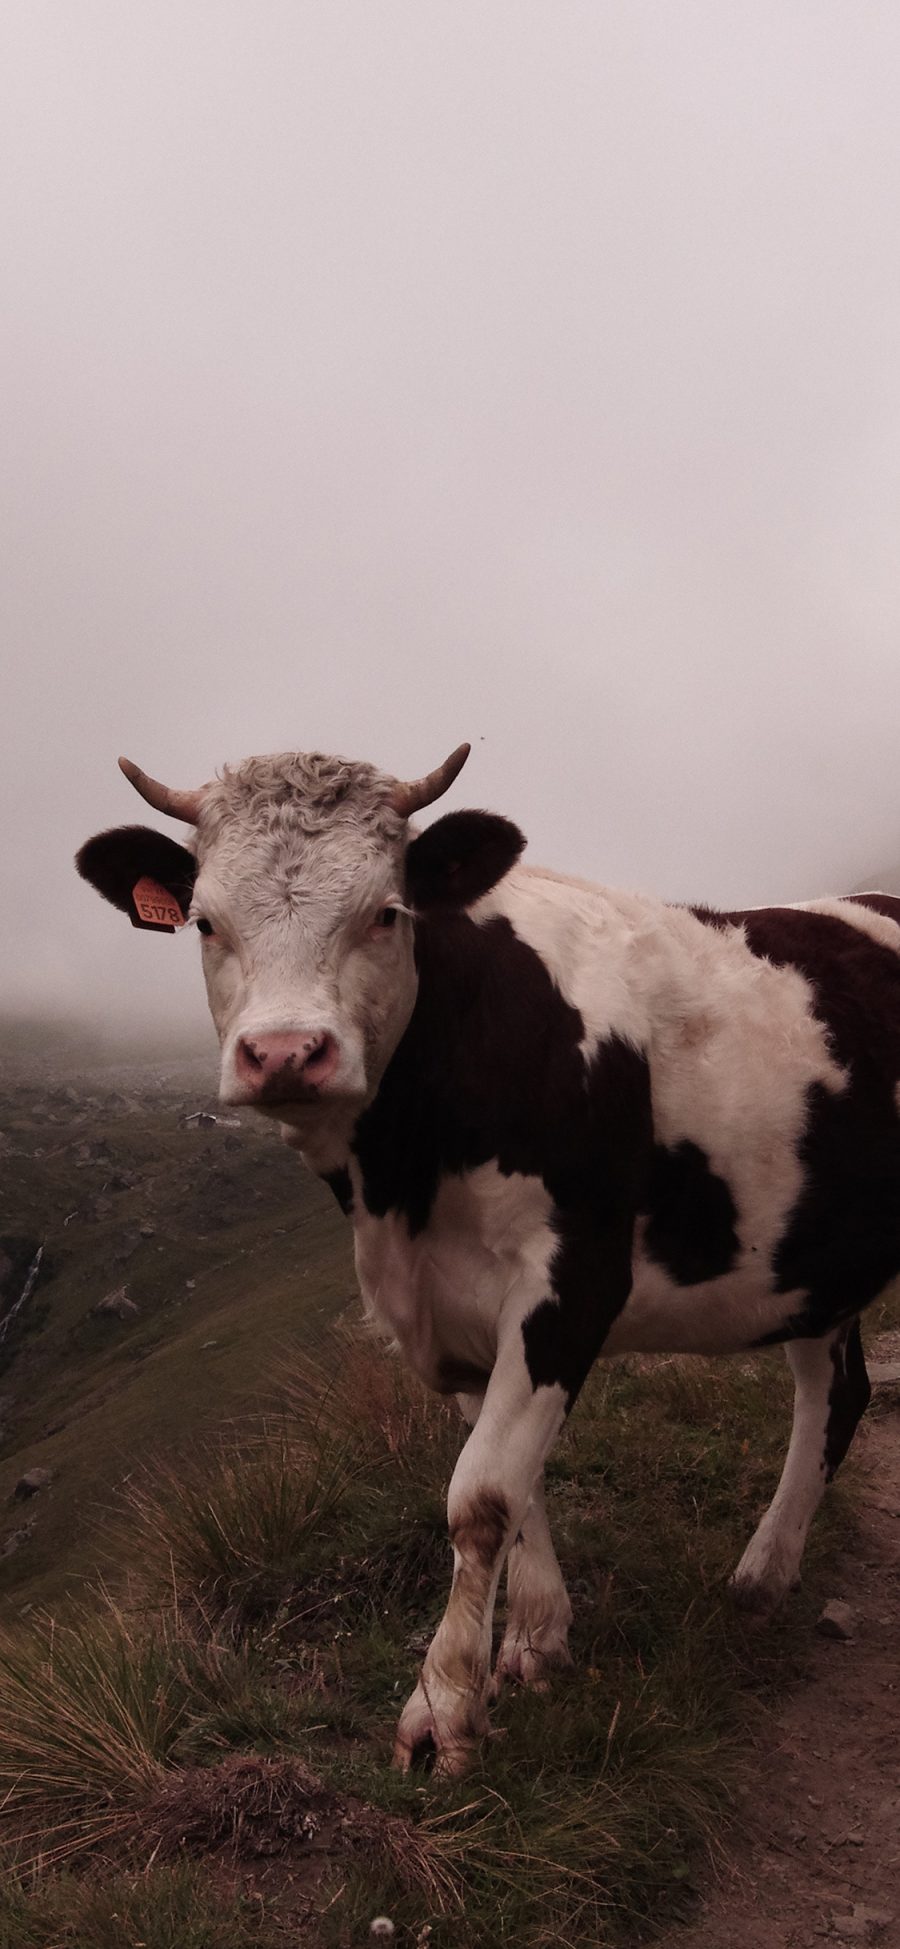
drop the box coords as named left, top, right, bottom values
left=731, top=1334, right=838, bottom=1609
left=352, top=1161, right=554, bottom=1388
left=795, top=894, right=900, bottom=951
left=472, top=872, right=849, bottom=1356
left=494, top=1474, right=574, bottom=1688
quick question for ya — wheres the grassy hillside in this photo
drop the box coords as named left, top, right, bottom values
left=0, top=1056, right=880, bottom=1946
left=0, top=1058, right=352, bottom=1609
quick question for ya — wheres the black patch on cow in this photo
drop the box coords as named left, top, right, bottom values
left=353, top=911, right=588, bottom=1232
left=353, top=909, right=653, bottom=1404
left=434, top=1356, right=492, bottom=1396
left=520, top=1299, right=585, bottom=1400
left=522, top=1036, right=654, bottom=1403
left=76, top=825, right=197, bottom=920
left=404, top=811, right=526, bottom=911
left=824, top=1318, right=871, bottom=1481
left=693, top=902, right=900, bottom=1339
left=642, top=1140, right=739, bottom=1285
left=750, top=1319, right=801, bottom=1348
left=322, top=1167, right=353, bottom=1216
left=688, top=903, right=728, bottom=930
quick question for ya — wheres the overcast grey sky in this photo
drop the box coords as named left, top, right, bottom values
left=3, top=3, right=900, bottom=1042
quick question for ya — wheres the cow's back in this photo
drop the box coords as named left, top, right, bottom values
left=487, top=873, right=900, bottom=1356
left=614, top=891, right=900, bottom=1353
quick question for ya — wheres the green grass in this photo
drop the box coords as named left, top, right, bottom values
left=0, top=1590, right=310, bottom=1863
left=2, top=1066, right=892, bottom=1946
left=0, top=1863, right=262, bottom=1949
left=0, top=1322, right=871, bottom=1946
left=121, top=1331, right=463, bottom=1641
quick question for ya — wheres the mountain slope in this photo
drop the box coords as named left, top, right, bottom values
left=0, top=1057, right=352, bottom=1610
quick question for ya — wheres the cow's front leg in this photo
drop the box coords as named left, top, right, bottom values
left=393, top=1337, right=568, bottom=1776
left=493, top=1473, right=573, bottom=1691
left=455, top=1395, right=573, bottom=1695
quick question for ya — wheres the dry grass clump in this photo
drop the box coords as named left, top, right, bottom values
left=0, top=1597, right=184, bottom=1862
left=123, top=1420, right=363, bottom=1635
left=276, top=1323, right=461, bottom=1475
left=121, top=1324, right=462, bottom=1637
left=0, top=1860, right=260, bottom=1949
left=0, top=1593, right=298, bottom=1867
left=148, top=1751, right=463, bottom=1911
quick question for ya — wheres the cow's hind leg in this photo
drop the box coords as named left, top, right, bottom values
left=731, top=1320, right=870, bottom=1614
left=493, top=1473, right=573, bottom=1692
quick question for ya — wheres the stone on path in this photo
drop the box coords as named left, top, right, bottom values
left=816, top=1599, right=856, bottom=1641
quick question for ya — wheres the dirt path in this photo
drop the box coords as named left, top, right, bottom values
left=674, top=1335, right=900, bottom=1949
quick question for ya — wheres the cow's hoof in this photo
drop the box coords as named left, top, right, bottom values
left=729, top=1534, right=801, bottom=1619
left=728, top=1565, right=799, bottom=1619
left=728, top=1572, right=779, bottom=1620
left=392, top=1678, right=485, bottom=1778
left=491, top=1627, right=573, bottom=1696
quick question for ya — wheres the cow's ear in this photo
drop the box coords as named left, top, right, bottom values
left=405, top=810, right=525, bottom=910
left=76, top=825, right=197, bottom=933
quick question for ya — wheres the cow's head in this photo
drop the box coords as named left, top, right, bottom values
left=76, top=747, right=524, bottom=1146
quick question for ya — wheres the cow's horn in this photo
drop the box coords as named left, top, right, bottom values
left=118, top=757, right=206, bottom=825
left=389, top=743, right=471, bottom=819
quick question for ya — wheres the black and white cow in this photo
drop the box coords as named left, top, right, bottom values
left=77, top=745, right=900, bottom=1773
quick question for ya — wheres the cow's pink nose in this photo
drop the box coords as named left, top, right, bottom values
left=234, top=1030, right=339, bottom=1098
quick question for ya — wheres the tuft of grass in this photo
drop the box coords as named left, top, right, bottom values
left=276, top=1325, right=461, bottom=1477
left=0, top=1861, right=261, bottom=1949
left=123, top=1327, right=462, bottom=1638
left=123, top=1421, right=364, bottom=1636
left=0, top=1597, right=183, bottom=1860
left=0, top=1592, right=306, bottom=1865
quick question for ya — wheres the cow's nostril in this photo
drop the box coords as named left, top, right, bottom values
left=304, top=1033, right=335, bottom=1074
left=238, top=1037, right=265, bottom=1072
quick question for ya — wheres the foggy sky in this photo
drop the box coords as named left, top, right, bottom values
left=3, top=3, right=900, bottom=1045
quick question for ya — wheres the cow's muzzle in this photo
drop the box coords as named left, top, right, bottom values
left=231, top=1029, right=340, bottom=1104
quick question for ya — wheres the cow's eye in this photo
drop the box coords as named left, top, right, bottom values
left=196, top=917, right=214, bottom=937
left=375, top=907, right=398, bottom=930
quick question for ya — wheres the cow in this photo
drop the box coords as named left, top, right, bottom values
left=76, top=744, right=900, bottom=1775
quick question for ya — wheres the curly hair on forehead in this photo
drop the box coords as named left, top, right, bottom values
left=197, top=751, right=404, bottom=851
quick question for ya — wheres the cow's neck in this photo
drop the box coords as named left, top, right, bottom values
left=280, top=1102, right=360, bottom=1180
left=289, top=899, right=588, bottom=1222
left=288, top=908, right=502, bottom=1192
left=348, top=905, right=588, bottom=1236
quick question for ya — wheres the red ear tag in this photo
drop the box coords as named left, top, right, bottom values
left=130, top=877, right=187, bottom=932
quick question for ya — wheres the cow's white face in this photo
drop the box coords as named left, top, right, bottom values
left=195, top=806, right=415, bottom=1125
left=188, top=754, right=417, bottom=1134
